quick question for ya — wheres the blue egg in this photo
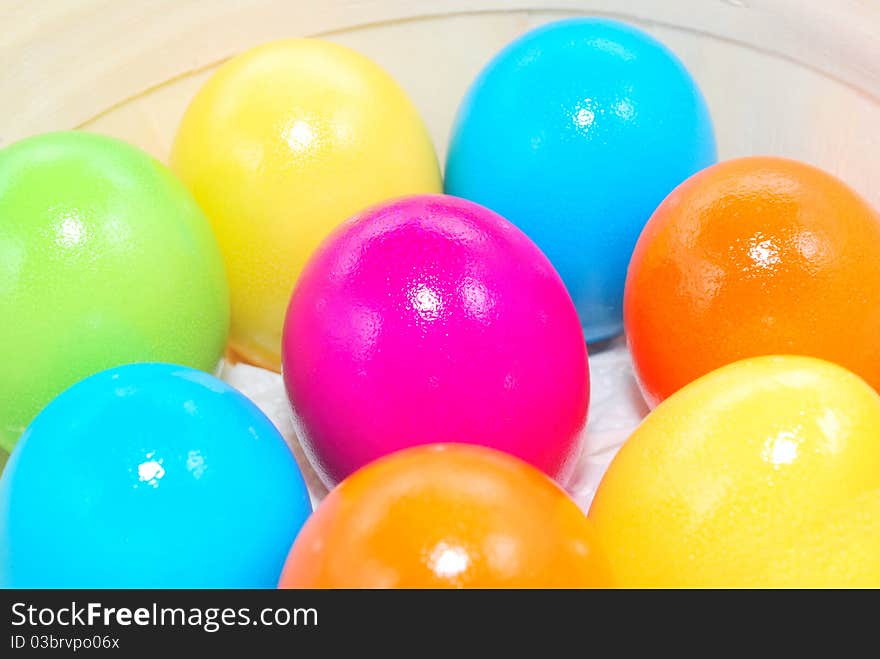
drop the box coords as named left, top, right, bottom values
left=0, top=363, right=311, bottom=588
left=445, top=18, right=717, bottom=342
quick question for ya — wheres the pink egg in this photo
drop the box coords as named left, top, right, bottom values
left=282, top=194, right=589, bottom=487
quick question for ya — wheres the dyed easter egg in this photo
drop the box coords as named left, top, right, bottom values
left=0, top=131, right=229, bottom=455
left=0, top=363, right=311, bottom=588
left=279, top=444, right=613, bottom=588
left=625, top=156, right=880, bottom=407
left=589, top=356, right=880, bottom=588
left=445, top=18, right=716, bottom=342
left=171, top=38, right=441, bottom=371
left=282, top=194, right=589, bottom=487
left=759, top=488, right=880, bottom=588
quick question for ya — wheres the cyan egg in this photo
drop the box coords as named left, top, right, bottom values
left=0, top=363, right=311, bottom=588
left=445, top=18, right=717, bottom=341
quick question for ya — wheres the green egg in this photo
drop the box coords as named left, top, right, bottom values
left=0, top=131, right=230, bottom=452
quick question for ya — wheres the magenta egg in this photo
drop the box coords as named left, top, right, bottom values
left=282, top=194, right=589, bottom=487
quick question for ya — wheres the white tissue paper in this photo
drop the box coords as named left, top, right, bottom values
left=219, top=336, right=648, bottom=511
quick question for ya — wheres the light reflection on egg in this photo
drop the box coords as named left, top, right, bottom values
left=0, top=363, right=310, bottom=588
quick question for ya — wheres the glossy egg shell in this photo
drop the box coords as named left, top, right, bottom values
left=279, top=443, right=613, bottom=588
left=0, top=363, right=311, bottom=588
left=445, top=18, right=716, bottom=342
left=282, top=194, right=589, bottom=487
left=0, top=131, right=229, bottom=455
left=171, top=38, right=441, bottom=371
left=625, top=156, right=880, bottom=406
left=759, top=488, right=880, bottom=588
left=589, top=355, right=880, bottom=588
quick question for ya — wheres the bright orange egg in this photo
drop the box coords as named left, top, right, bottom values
left=625, top=156, right=880, bottom=406
left=278, top=444, right=613, bottom=588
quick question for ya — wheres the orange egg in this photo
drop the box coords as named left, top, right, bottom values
left=278, top=444, right=613, bottom=588
left=625, top=156, right=880, bottom=406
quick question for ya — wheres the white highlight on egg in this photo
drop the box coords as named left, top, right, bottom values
left=137, top=457, right=165, bottom=487
left=56, top=213, right=86, bottom=248
left=429, top=542, right=470, bottom=578
left=186, top=450, right=207, bottom=479
left=614, top=98, right=635, bottom=120
left=411, top=283, right=443, bottom=321
left=572, top=98, right=606, bottom=134
left=762, top=429, right=801, bottom=466
left=460, top=277, right=494, bottom=321
left=284, top=120, right=316, bottom=152
left=817, top=409, right=843, bottom=453
left=587, top=37, right=636, bottom=61
left=575, top=107, right=595, bottom=128
left=748, top=238, right=781, bottom=268
left=795, top=230, right=822, bottom=261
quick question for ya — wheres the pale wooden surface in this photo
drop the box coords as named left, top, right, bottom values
left=1, top=0, right=879, bottom=207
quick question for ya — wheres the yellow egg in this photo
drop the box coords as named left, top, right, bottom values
left=589, top=355, right=880, bottom=588
left=759, top=489, right=880, bottom=588
left=171, top=39, right=441, bottom=370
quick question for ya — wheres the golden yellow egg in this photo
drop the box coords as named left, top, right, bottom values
left=171, top=39, right=441, bottom=370
left=589, top=355, right=880, bottom=587
left=757, top=488, right=879, bottom=587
